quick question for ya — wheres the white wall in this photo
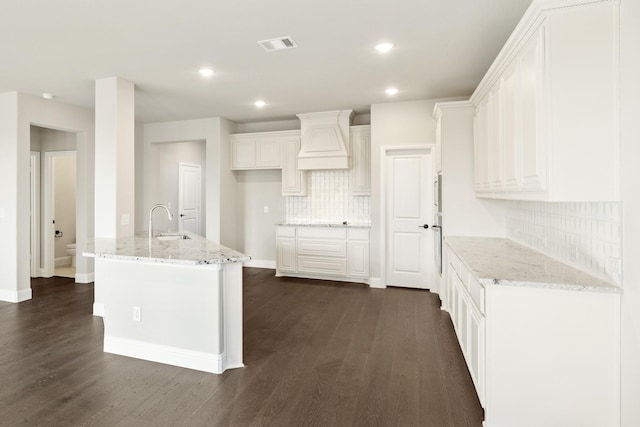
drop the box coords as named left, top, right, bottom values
left=369, top=98, right=464, bottom=286
left=144, top=140, right=206, bottom=235
left=0, top=92, right=95, bottom=301
left=235, top=169, right=284, bottom=264
left=620, top=0, right=640, bottom=425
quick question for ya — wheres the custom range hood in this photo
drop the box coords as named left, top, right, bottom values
left=297, top=110, right=354, bottom=170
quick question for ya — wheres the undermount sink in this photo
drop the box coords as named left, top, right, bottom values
left=156, top=233, right=190, bottom=241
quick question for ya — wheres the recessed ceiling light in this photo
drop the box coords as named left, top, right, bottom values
left=42, top=93, right=55, bottom=100
left=375, top=42, right=394, bottom=53
left=254, top=100, right=266, bottom=108
left=385, top=87, right=399, bottom=96
left=199, top=68, right=214, bottom=77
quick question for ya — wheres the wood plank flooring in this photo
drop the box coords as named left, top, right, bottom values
left=0, top=269, right=483, bottom=426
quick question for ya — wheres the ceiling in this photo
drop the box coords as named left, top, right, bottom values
left=0, top=0, right=532, bottom=124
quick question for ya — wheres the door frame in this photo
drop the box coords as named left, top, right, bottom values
left=30, top=151, right=41, bottom=277
left=43, top=150, right=76, bottom=277
left=379, top=144, right=434, bottom=288
left=178, top=162, right=202, bottom=235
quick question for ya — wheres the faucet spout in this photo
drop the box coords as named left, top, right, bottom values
left=149, top=204, right=173, bottom=240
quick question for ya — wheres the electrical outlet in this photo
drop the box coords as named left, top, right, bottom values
left=121, top=214, right=130, bottom=226
left=133, top=306, right=141, bottom=322
left=263, top=205, right=269, bottom=213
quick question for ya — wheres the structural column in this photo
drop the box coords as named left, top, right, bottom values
left=94, top=77, right=135, bottom=238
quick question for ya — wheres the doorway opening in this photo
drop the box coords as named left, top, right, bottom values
left=29, top=126, right=77, bottom=280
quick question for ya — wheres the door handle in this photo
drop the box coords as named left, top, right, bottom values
left=418, top=224, right=429, bottom=229
left=179, top=214, right=185, bottom=217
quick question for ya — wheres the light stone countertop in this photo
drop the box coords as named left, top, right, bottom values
left=445, top=236, right=621, bottom=294
left=83, top=231, right=250, bottom=265
left=276, top=222, right=371, bottom=228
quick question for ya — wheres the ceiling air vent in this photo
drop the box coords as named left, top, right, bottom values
left=258, top=36, right=298, bottom=52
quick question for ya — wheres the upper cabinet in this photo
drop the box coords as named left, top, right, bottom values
left=230, top=130, right=307, bottom=196
left=350, top=125, right=371, bottom=196
left=281, top=134, right=308, bottom=196
left=231, top=132, right=282, bottom=170
left=471, top=0, right=619, bottom=201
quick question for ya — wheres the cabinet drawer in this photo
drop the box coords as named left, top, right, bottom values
left=348, top=228, right=369, bottom=241
left=297, top=239, right=346, bottom=257
left=468, top=276, right=485, bottom=314
left=277, top=226, right=296, bottom=238
left=297, top=227, right=347, bottom=240
left=297, top=256, right=347, bottom=276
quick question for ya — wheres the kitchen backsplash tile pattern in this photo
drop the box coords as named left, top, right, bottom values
left=285, top=170, right=371, bottom=224
left=506, top=201, right=622, bottom=285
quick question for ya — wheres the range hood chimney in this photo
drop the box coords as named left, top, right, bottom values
left=297, top=110, right=354, bottom=170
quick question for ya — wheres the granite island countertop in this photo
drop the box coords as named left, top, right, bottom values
left=276, top=222, right=371, bottom=228
left=445, top=236, right=621, bottom=294
left=83, top=231, right=250, bottom=266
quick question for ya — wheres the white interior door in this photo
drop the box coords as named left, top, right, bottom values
left=385, top=149, right=434, bottom=289
left=178, top=163, right=201, bottom=235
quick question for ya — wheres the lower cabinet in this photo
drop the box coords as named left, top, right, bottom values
left=276, top=226, right=370, bottom=283
left=446, top=249, right=485, bottom=406
left=443, top=241, right=620, bottom=426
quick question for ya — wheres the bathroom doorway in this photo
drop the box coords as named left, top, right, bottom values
left=29, top=126, right=77, bottom=280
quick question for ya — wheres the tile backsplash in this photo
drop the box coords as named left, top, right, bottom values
left=285, top=170, right=371, bottom=224
left=506, top=201, right=622, bottom=285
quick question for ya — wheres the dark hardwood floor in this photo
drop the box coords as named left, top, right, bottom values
left=0, top=269, right=483, bottom=426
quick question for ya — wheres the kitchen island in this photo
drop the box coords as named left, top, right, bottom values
left=84, top=232, right=249, bottom=374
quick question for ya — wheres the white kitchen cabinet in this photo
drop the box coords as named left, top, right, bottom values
left=350, top=125, right=371, bottom=196
left=275, top=225, right=370, bottom=283
left=443, top=238, right=620, bottom=426
left=280, top=134, right=308, bottom=196
left=231, top=130, right=307, bottom=196
left=468, top=302, right=485, bottom=405
left=276, top=227, right=296, bottom=273
left=230, top=133, right=281, bottom=170
left=347, top=228, right=370, bottom=278
left=231, top=137, right=256, bottom=169
left=471, top=0, right=619, bottom=201
left=255, top=138, right=281, bottom=168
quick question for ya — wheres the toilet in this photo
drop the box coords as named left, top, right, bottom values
left=65, top=243, right=76, bottom=267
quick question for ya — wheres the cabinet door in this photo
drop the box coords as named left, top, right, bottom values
left=501, top=62, right=520, bottom=191
left=435, top=118, right=442, bottom=173
left=255, top=138, right=281, bottom=169
left=281, top=137, right=308, bottom=196
left=348, top=240, right=369, bottom=277
left=474, top=103, right=490, bottom=191
left=487, top=87, right=503, bottom=191
left=277, top=237, right=296, bottom=272
left=231, top=138, right=255, bottom=169
left=469, top=304, right=485, bottom=406
left=519, top=28, right=546, bottom=191
left=351, top=127, right=371, bottom=195
left=456, top=277, right=469, bottom=355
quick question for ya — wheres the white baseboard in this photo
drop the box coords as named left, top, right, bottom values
left=55, top=256, right=71, bottom=267
left=104, top=336, right=231, bottom=374
left=367, top=277, right=386, bottom=289
left=243, top=259, right=276, bottom=269
left=75, top=272, right=94, bottom=284
left=93, top=302, right=104, bottom=317
left=0, top=288, right=33, bottom=303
